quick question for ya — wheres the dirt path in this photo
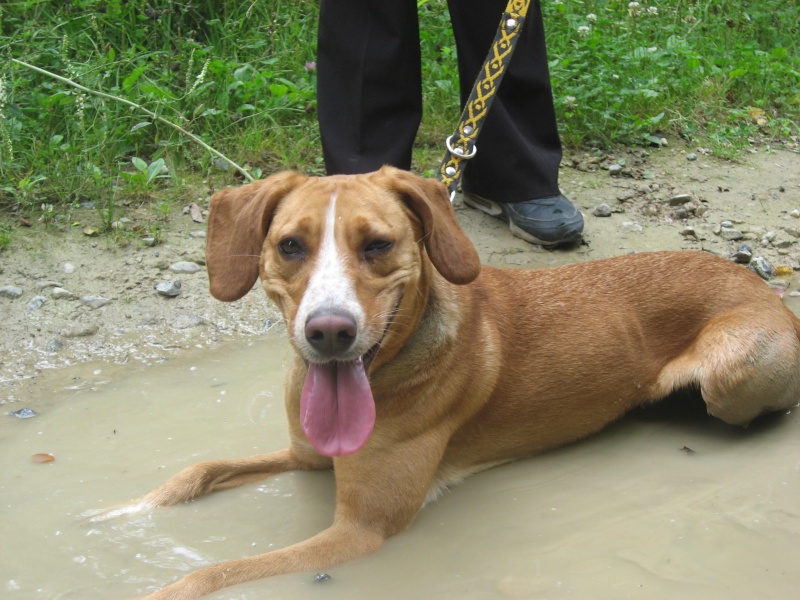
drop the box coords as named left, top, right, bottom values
left=2, top=144, right=799, bottom=407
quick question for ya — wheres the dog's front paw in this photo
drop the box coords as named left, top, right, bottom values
left=82, top=500, right=153, bottom=523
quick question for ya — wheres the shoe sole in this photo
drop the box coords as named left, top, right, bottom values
left=463, top=194, right=583, bottom=247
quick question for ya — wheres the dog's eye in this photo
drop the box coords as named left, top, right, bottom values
left=278, top=238, right=305, bottom=258
left=363, top=240, right=393, bottom=256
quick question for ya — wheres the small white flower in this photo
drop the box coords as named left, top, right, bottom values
left=648, top=46, right=658, bottom=52
left=628, top=1, right=641, bottom=16
left=577, top=25, right=591, bottom=38
left=564, top=96, right=577, bottom=108
left=612, top=74, right=620, bottom=80
left=587, top=13, right=598, bottom=22
left=648, top=6, right=659, bottom=15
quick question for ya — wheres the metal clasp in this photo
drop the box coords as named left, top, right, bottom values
left=445, top=135, right=477, bottom=159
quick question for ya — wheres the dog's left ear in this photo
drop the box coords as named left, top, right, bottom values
left=207, top=171, right=307, bottom=301
left=373, top=166, right=481, bottom=285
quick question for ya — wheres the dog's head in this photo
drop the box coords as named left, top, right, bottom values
left=206, top=166, right=480, bottom=456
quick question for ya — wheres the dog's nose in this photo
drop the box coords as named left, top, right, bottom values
left=305, top=310, right=358, bottom=356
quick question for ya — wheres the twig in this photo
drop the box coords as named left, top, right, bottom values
left=11, top=58, right=255, bottom=182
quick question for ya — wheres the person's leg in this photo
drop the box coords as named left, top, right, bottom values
left=448, top=0, right=583, bottom=245
left=317, top=0, right=422, bottom=174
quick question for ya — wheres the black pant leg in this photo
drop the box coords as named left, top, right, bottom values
left=317, top=0, right=422, bottom=174
left=448, top=0, right=562, bottom=202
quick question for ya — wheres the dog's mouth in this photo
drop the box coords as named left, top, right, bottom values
left=299, top=297, right=401, bottom=458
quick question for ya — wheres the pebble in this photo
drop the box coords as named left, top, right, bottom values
left=686, top=152, right=698, bottom=161
left=171, top=314, right=205, bottom=329
left=784, top=227, right=800, bottom=238
left=170, top=261, right=202, bottom=274
left=142, top=237, right=157, bottom=247
left=791, top=209, right=800, bottom=219
left=81, top=296, right=112, bottom=309
left=27, top=295, right=46, bottom=310
left=719, top=227, right=743, bottom=241
left=62, top=324, right=100, bottom=338
left=732, top=244, right=753, bottom=264
left=47, top=338, right=65, bottom=352
left=669, top=193, right=693, bottom=206
left=36, top=280, right=63, bottom=290
left=314, top=573, right=332, bottom=583
left=51, top=287, right=77, bottom=300
left=621, top=221, right=643, bottom=233
left=10, top=408, right=37, bottom=419
left=750, top=256, right=776, bottom=280
left=680, top=226, right=698, bottom=239
left=592, top=204, right=612, bottom=217
left=608, top=164, right=623, bottom=176
left=155, top=280, right=182, bottom=297
left=60, top=262, right=77, bottom=274
left=0, top=285, right=23, bottom=299
left=189, top=231, right=207, bottom=238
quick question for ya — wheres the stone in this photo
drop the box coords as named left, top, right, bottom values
left=81, top=296, right=112, bottom=309
left=750, top=257, right=776, bottom=280
left=27, top=295, right=46, bottom=310
left=170, top=261, right=202, bottom=274
left=608, top=164, right=623, bottom=176
left=719, top=227, right=743, bottom=241
left=592, top=204, right=612, bottom=217
left=155, top=280, right=182, bottom=297
left=0, top=285, right=23, bottom=299
left=51, top=287, right=77, bottom=300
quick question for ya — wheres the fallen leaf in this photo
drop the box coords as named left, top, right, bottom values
left=32, top=453, right=55, bottom=463
left=183, top=203, right=204, bottom=223
left=83, top=226, right=100, bottom=237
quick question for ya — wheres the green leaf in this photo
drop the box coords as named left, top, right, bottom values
left=130, top=122, right=151, bottom=133
left=131, top=157, right=147, bottom=172
left=146, top=158, right=166, bottom=184
left=122, top=65, right=148, bottom=93
left=269, top=84, right=289, bottom=98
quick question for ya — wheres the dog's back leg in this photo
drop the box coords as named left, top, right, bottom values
left=652, top=303, right=800, bottom=426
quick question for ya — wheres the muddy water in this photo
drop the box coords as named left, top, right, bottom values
left=2, top=334, right=799, bottom=600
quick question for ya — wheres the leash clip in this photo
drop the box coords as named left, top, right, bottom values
left=445, top=135, right=477, bottom=160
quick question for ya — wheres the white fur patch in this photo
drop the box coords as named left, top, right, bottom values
left=294, top=192, right=365, bottom=355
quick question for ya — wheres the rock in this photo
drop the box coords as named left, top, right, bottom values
left=732, top=244, right=753, bottom=264
left=0, top=285, right=23, bottom=299
left=36, top=280, right=63, bottom=290
left=622, top=221, right=643, bottom=233
left=171, top=314, right=205, bottom=329
left=695, top=205, right=709, bottom=217
left=170, top=261, right=202, bottom=274
left=791, top=209, right=800, bottom=219
left=60, top=262, right=77, bottom=274
left=671, top=208, right=690, bottom=220
left=592, top=204, right=612, bottom=217
left=686, top=152, right=698, bottom=161
left=155, top=280, right=182, bottom=297
left=51, top=287, right=77, bottom=300
left=27, top=295, right=46, bottom=310
left=189, top=230, right=207, bottom=238
left=680, top=227, right=698, bottom=239
left=784, top=227, right=800, bottom=238
left=142, top=237, right=157, bottom=247
left=314, top=573, right=332, bottom=583
left=608, top=163, right=623, bottom=176
left=62, top=323, right=100, bottom=338
left=10, top=408, right=37, bottom=419
left=47, top=338, right=65, bottom=352
left=750, top=256, right=776, bottom=280
left=81, top=296, right=112, bottom=309
left=719, top=227, right=743, bottom=241
left=669, top=193, right=693, bottom=206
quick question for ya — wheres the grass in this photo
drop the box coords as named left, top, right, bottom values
left=0, top=0, right=798, bottom=245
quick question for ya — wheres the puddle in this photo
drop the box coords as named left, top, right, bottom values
left=1, top=333, right=799, bottom=599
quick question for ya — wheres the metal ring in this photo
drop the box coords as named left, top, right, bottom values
left=445, top=135, right=477, bottom=159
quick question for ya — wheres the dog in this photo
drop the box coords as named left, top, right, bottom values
left=118, top=167, right=800, bottom=599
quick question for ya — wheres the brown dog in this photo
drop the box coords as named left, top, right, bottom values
left=121, top=167, right=800, bottom=599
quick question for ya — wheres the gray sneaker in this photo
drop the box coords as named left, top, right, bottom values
left=463, top=193, right=584, bottom=246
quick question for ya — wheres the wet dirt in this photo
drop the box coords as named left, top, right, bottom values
left=1, top=145, right=800, bottom=598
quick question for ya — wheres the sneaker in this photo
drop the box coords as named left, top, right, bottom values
left=463, top=192, right=584, bottom=246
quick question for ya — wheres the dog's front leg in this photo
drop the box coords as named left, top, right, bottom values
left=143, top=520, right=384, bottom=600
left=91, top=447, right=330, bottom=521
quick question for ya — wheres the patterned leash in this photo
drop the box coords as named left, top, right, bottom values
left=436, top=0, right=531, bottom=200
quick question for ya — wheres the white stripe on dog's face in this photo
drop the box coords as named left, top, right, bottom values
left=293, top=192, right=365, bottom=358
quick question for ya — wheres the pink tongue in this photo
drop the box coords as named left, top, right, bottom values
left=300, top=359, right=376, bottom=457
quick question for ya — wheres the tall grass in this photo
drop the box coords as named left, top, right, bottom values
left=0, top=0, right=798, bottom=229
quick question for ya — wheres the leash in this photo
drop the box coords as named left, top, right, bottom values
left=435, top=0, right=531, bottom=201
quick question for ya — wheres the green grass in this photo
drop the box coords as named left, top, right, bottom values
left=0, top=0, right=798, bottom=240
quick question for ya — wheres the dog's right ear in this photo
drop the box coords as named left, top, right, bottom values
left=207, top=172, right=307, bottom=302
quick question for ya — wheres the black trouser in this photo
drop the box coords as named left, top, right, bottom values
left=317, top=0, right=562, bottom=203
